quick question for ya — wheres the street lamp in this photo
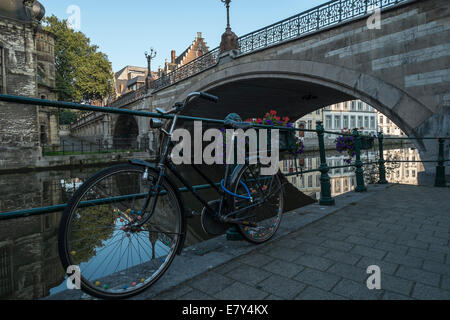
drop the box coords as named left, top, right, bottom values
left=221, top=0, right=232, bottom=31
left=145, top=48, right=157, bottom=87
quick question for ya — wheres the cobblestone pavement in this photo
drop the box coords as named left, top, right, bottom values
left=152, top=184, right=450, bottom=300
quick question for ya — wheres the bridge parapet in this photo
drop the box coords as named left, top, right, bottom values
left=150, top=0, right=415, bottom=92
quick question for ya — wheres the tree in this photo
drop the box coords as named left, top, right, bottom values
left=59, top=109, right=78, bottom=125
left=43, top=15, right=115, bottom=103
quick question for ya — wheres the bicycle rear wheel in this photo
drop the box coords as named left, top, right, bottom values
left=232, top=164, right=284, bottom=243
left=58, top=164, right=184, bottom=299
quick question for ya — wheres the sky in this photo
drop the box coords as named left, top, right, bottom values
left=40, top=0, right=328, bottom=73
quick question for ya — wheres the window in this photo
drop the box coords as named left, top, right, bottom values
left=308, top=175, right=313, bottom=188
left=358, top=116, right=363, bottom=128
left=358, top=101, right=363, bottom=111
left=370, top=117, right=375, bottom=129
left=316, top=175, right=320, bottom=187
left=316, top=110, right=321, bottom=115
left=343, top=116, right=349, bottom=129
left=364, top=116, right=369, bottom=129
left=334, top=116, right=341, bottom=130
left=412, top=170, right=416, bottom=178
left=379, top=116, right=384, bottom=124
left=308, top=120, right=313, bottom=130
left=351, top=101, right=356, bottom=111
left=350, top=116, right=356, bottom=129
left=325, top=115, right=332, bottom=129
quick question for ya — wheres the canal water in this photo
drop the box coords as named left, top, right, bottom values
left=0, top=145, right=423, bottom=299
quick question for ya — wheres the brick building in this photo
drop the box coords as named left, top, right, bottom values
left=0, top=0, right=58, bottom=170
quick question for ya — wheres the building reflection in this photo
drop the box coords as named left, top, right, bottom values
left=280, top=147, right=424, bottom=199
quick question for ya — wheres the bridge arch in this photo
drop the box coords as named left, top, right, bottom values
left=112, top=115, right=139, bottom=150
left=175, top=59, right=433, bottom=150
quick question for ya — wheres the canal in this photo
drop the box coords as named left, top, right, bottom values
left=0, top=144, right=423, bottom=299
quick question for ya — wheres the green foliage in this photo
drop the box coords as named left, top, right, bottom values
left=43, top=15, right=114, bottom=103
left=59, top=109, right=78, bottom=125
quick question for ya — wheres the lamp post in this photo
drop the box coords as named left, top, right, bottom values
left=221, top=0, right=232, bottom=30
left=145, top=48, right=157, bottom=88
left=219, top=0, right=239, bottom=54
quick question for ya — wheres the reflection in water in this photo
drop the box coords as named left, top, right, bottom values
left=281, top=146, right=424, bottom=198
left=0, top=146, right=424, bottom=299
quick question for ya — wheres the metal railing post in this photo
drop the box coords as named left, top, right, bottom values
left=316, top=121, right=335, bottom=205
left=353, top=129, right=367, bottom=192
left=435, top=138, right=446, bottom=187
left=377, top=132, right=388, bottom=184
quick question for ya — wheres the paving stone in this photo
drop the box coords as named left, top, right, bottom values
left=317, top=230, right=349, bottom=241
left=374, top=241, right=409, bottom=255
left=379, top=273, right=414, bottom=296
left=321, top=239, right=355, bottom=252
left=225, top=264, right=272, bottom=286
left=345, top=235, right=377, bottom=247
left=351, top=245, right=387, bottom=259
left=416, top=234, right=448, bottom=246
left=382, top=291, right=413, bottom=300
left=411, top=283, right=450, bottom=300
left=236, top=253, right=274, bottom=268
left=293, top=255, right=335, bottom=271
left=402, top=239, right=429, bottom=250
left=257, top=274, right=307, bottom=299
left=324, top=249, right=362, bottom=265
left=187, top=272, right=235, bottom=295
left=292, top=243, right=330, bottom=256
left=153, top=285, right=193, bottom=300
left=263, top=246, right=305, bottom=262
left=407, top=247, right=446, bottom=263
left=214, top=282, right=269, bottom=300
left=213, top=260, right=243, bottom=275
left=356, top=257, right=399, bottom=275
left=327, top=262, right=368, bottom=282
left=179, top=289, right=215, bottom=300
left=295, top=286, right=346, bottom=300
left=262, top=259, right=304, bottom=278
left=294, top=268, right=341, bottom=291
left=384, top=252, right=424, bottom=268
left=422, top=260, right=450, bottom=275
left=332, top=278, right=382, bottom=300
left=396, top=266, right=441, bottom=287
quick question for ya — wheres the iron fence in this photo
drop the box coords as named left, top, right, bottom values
left=0, top=93, right=448, bottom=220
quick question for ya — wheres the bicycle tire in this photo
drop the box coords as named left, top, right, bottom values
left=232, top=164, right=284, bottom=244
left=58, top=164, right=184, bottom=299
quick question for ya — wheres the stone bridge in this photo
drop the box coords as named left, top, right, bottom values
left=74, top=0, right=449, bottom=175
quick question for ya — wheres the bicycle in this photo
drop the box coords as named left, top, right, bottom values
left=58, top=92, right=285, bottom=299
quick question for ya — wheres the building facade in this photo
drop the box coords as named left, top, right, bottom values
left=0, top=0, right=58, bottom=170
left=322, top=100, right=378, bottom=138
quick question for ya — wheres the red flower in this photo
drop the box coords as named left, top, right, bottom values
left=275, top=116, right=281, bottom=121
left=283, top=116, right=290, bottom=122
left=270, top=110, right=277, bottom=116
left=256, top=118, right=263, bottom=124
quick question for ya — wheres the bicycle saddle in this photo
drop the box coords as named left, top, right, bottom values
left=224, top=113, right=253, bottom=130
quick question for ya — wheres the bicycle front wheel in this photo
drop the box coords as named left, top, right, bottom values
left=232, top=164, right=284, bottom=244
left=58, top=164, right=184, bottom=299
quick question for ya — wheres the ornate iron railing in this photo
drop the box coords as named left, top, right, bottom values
left=151, top=0, right=412, bottom=92
left=151, top=47, right=221, bottom=91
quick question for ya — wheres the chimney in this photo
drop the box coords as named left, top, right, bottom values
left=171, top=50, right=176, bottom=64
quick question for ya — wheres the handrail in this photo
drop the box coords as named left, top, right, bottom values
left=0, top=93, right=448, bottom=219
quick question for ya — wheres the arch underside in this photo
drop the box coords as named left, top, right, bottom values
left=175, top=60, right=434, bottom=149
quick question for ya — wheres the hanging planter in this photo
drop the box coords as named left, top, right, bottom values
left=246, top=110, right=305, bottom=156
left=335, top=128, right=376, bottom=163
